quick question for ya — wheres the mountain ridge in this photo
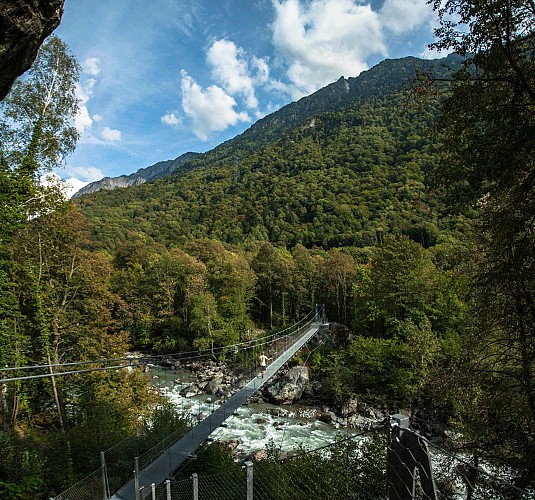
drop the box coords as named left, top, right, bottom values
left=73, top=53, right=462, bottom=198
left=72, top=151, right=201, bottom=197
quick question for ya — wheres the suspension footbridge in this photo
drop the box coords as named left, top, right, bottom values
left=112, top=312, right=325, bottom=499
left=19, top=302, right=530, bottom=500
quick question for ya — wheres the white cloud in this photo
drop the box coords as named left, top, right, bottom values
left=379, top=0, right=432, bottom=34
left=271, top=0, right=386, bottom=97
left=63, top=178, right=89, bottom=198
left=180, top=70, right=250, bottom=141
left=92, top=114, right=103, bottom=122
left=101, top=126, right=122, bottom=142
left=50, top=166, right=103, bottom=198
left=207, top=39, right=258, bottom=109
left=74, top=78, right=97, bottom=133
left=74, top=105, right=93, bottom=134
left=83, top=57, right=101, bottom=76
left=40, top=172, right=83, bottom=199
left=252, top=56, right=270, bottom=84
left=76, top=78, right=96, bottom=105
left=161, top=112, right=181, bottom=127
left=64, top=165, right=104, bottom=182
left=270, top=0, right=432, bottom=98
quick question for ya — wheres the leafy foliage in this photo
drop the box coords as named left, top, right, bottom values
left=427, top=0, right=535, bottom=486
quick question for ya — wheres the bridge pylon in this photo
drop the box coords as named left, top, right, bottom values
left=315, top=303, right=327, bottom=324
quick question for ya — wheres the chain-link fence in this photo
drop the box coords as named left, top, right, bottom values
left=136, top=422, right=534, bottom=500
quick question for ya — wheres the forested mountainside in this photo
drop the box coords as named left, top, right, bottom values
left=76, top=54, right=464, bottom=252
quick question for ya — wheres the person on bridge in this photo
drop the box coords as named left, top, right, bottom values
left=258, top=352, right=270, bottom=378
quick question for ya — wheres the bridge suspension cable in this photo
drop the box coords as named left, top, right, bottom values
left=0, top=306, right=325, bottom=384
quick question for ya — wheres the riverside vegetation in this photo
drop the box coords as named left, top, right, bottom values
left=0, top=0, right=534, bottom=496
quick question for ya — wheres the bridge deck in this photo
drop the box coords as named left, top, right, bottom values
left=113, top=322, right=323, bottom=499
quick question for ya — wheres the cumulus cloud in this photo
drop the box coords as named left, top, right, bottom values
left=49, top=166, right=104, bottom=198
left=272, top=0, right=386, bottom=96
left=180, top=70, right=249, bottom=141
left=83, top=57, right=101, bottom=76
left=161, top=112, right=181, bottom=127
left=92, top=114, right=103, bottom=122
left=74, top=105, right=93, bottom=134
left=207, top=39, right=258, bottom=109
left=101, top=126, right=122, bottom=142
left=40, top=172, right=86, bottom=199
left=271, top=0, right=431, bottom=97
left=251, top=56, right=270, bottom=85
left=379, top=0, right=432, bottom=34
left=63, top=178, right=89, bottom=198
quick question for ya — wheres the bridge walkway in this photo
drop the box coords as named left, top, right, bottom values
left=113, top=321, right=324, bottom=499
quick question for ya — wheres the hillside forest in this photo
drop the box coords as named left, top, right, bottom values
left=0, top=0, right=534, bottom=497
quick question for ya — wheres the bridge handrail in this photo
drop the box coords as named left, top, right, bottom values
left=0, top=306, right=325, bottom=380
left=146, top=306, right=322, bottom=362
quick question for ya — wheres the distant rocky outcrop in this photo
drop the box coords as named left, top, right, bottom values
left=72, top=151, right=200, bottom=197
left=0, top=0, right=65, bottom=100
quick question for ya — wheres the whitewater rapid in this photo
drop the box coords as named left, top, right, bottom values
left=151, top=365, right=360, bottom=455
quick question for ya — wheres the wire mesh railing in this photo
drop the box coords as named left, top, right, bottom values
left=196, top=469, right=246, bottom=500
left=137, top=421, right=192, bottom=472
left=138, top=418, right=534, bottom=500
left=54, top=465, right=107, bottom=500
left=386, top=416, right=534, bottom=500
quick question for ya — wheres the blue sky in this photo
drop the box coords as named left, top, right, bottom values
left=53, top=0, right=443, bottom=195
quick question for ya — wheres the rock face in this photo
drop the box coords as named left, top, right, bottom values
left=265, top=366, right=310, bottom=405
left=72, top=152, right=200, bottom=197
left=0, top=0, right=65, bottom=100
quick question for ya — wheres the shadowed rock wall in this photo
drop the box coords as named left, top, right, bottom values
left=0, top=0, right=65, bottom=100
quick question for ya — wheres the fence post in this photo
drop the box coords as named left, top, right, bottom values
left=191, top=473, right=199, bottom=500
left=134, top=457, right=140, bottom=500
left=100, top=451, right=108, bottom=500
left=166, top=479, right=171, bottom=500
left=245, top=461, right=253, bottom=500
left=151, top=483, right=156, bottom=499
left=386, top=414, right=438, bottom=500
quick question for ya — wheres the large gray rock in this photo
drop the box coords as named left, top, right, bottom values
left=0, top=0, right=64, bottom=100
left=205, top=376, right=223, bottom=395
left=265, top=366, right=310, bottom=405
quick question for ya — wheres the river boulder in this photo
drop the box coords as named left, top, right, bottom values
left=205, top=376, right=223, bottom=394
left=265, top=366, right=310, bottom=405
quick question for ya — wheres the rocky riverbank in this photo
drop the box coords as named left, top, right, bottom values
left=158, top=357, right=389, bottom=432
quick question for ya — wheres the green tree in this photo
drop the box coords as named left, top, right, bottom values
left=0, top=36, right=80, bottom=430
left=353, top=236, right=439, bottom=338
left=185, top=239, right=255, bottom=330
left=430, top=0, right=535, bottom=483
left=320, top=249, right=356, bottom=324
left=0, top=35, right=80, bottom=174
left=252, top=243, right=295, bottom=327
left=292, top=244, right=321, bottom=317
